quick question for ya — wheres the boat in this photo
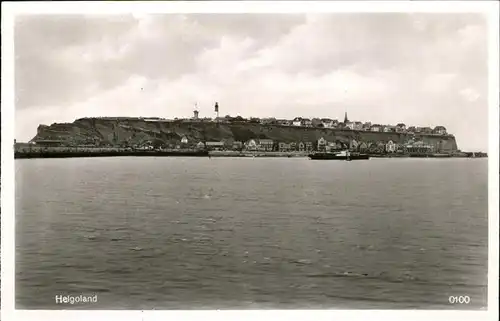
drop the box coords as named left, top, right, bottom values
left=308, top=150, right=370, bottom=160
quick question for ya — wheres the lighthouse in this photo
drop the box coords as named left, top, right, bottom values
left=214, top=102, right=219, bottom=119
left=193, top=103, right=199, bottom=120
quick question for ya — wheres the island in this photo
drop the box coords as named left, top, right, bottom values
left=14, top=113, right=487, bottom=159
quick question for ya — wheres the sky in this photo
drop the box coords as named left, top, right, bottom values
left=14, top=13, right=489, bottom=151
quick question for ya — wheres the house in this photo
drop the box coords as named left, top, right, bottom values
left=384, top=125, right=396, bottom=133
left=317, top=137, right=327, bottom=151
left=180, top=136, right=189, bottom=144
left=305, top=142, right=313, bottom=151
left=279, top=142, right=290, bottom=152
left=196, top=142, right=205, bottom=149
left=421, top=127, right=433, bottom=134
left=322, top=119, right=339, bottom=128
left=386, top=140, right=396, bottom=153
left=321, top=120, right=333, bottom=128
left=335, top=141, right=345, bottom=150
left=277, top=119, right=291, bottom=126
left=260, top=118, right=277, bottom=125
left=396, top=123, right=406, bottom=132
left=359, top=142, right=368, bottom=152
left=407, top=126, right=416, bottom=134
left=205, top=141, right=225, bottom=151
left=258, top=139, right=274, bottom=151
left=350, top=139, right=359, bottom=150
left=302, top=118, right=313, bottom=127
left=292, top=117, right=303, bottom=126
left=232, top=141, right=243, bottom=150
left=289, top=142, right=297, bottom=151
left=298, top=142, right=305, bottom=152
left=311, top=118, right=323, bottom=127
left=433, top=126, right=447, bottom=135
left=376, top=141, right=386, bottom=152
left=354, top=122, right=363, bottom=131
left=215, top=117, right=230, bottom=123
left=370, top=124, right=382, bottom=132
left=406, top=140, right=434, bottom=154
left=345, top=121, right=355, bottom=130
left=245, top=139, right=259, bottom=151
left=415, top=127, right=433, bottom=134
left=325, top=142, right=338, bottom=152
left=362, top=122, right=372, bottom=131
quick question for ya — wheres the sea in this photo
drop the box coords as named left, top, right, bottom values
left=15, top=157, right=488, bottom=309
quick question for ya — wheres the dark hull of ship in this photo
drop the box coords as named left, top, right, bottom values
left=308, top=153, right=370, bottom=160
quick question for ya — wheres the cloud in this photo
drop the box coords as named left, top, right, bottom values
left=14, top=13, right=489, bottom=151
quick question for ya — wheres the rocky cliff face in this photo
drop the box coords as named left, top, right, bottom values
left=32, top=118, right=459, bottom=151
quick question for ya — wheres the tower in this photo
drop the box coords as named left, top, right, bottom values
left=344, top=111, right=349, bottom=123
left=214, top=102, right=219, bottom=119
left=193, top=103, right=199, bottom=119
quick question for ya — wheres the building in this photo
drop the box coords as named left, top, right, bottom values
left=407, top=126, right=416, bottom=134
left=260, top=118, right=277, bottom=125
left=396, top=123, right=406, bottom=132
left=384, top=125, right=396, bottom=133
left=303, top=118, right=313, bottom=127
left=298, top=142, right=305, bottom=152
left=278, top=142, right=290, bottom=152
left=386, top=140, right=396, bottom=153
left=292, top=117, right=303, bottom=126
left=359, top=142, right=368, bottom=152
left=370, top=124, right=382, bottom=132
left=325, top=142, right=338, bottom=152
left=205, top=141, right=225, bottom=151
left=245, top=139, right=259, bottom=151
left=305, top=142, right=313, bottom=151
left=344, top=111, right=349, bottom=123
left=277, top=119, right=291, bottom=126
left=258, top=139, right=274, bottom=151
left=406, top=141, right=434, bottom=154
left=289, top=142, right=297, bottom=151
left=196, top=141, right=205, bottom=149
left=433, top=126, right=447, bottom=135
left=311, top=118, right=323, bottom=127
left=345, top=121, right=354, bottom=130
left=322, top=119, right=338, bottom=128
left=180, top=136, right=189, bottom=144
left=415, top=127, right=433, bottom=134
left=232, top=141, right=243, bottom=150
left=350, top=139, right=359, bottom=151
left=362, top=122, right=372, bottom=131
left=354, top=121, right=363, bottom=131
left=317, top=137, right=327, bottom=151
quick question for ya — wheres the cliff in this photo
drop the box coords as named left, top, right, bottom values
left=31, top=117, right=459, bottom=151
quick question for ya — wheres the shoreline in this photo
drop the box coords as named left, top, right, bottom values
left=14, top=148, right=487, bottom=159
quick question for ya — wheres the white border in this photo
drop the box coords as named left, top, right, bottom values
left=1, top=2, right=499, bottom=321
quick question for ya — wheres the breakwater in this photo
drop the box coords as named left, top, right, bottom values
left=14, top=147, right=486, bottom=160
left=14, top=148, right=209, bottom=159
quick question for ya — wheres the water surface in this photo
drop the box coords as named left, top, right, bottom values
left=16, top=157, right=488, bottom=309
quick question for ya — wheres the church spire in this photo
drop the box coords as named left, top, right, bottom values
left=344, top=111, right=349, bottom=123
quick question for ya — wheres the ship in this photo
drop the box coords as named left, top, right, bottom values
left=308, top=150, right=370, bottom=161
